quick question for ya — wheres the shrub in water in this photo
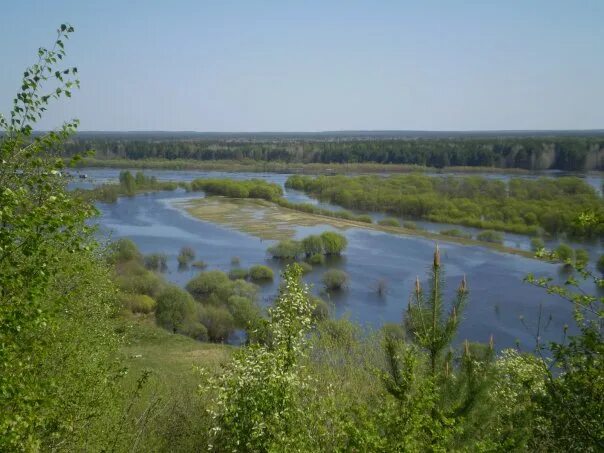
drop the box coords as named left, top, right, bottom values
left=267, top=239, right=302, bottom=259
left=144, top=253, right=168, bottom=272
left=177, top=246, right=195, bottom=266
left=575, top=248, right=589, bottom=267
left=440, top=228, right=472, bottom=239
left=378, top=217, right=401, bottom=227
left=191, top=260, right=207, bottom=269
left=355, top=214, right=373, bottom=223
left=320, top=231, right=348, bottom=255
left=476, top=230, right=504, bottom=244
left=302, top=235, right=324, bottom=257
left=109, top=238, right=142, bottom=263
left=298, top=261, right=313, bottom=274
left=308, top=253, right=325, bottom=265
left=186, top=270, right=230, bottom=301
left=402, top=221, right=418, bottom=230
left=249, top=265, right=274, bottom=281
left=231, top=256, right=241, bottom=266
left=322, top=269, right=348, bottom=290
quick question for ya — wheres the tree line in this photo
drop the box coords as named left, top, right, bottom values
left=61, top=135, right=604, bottom=170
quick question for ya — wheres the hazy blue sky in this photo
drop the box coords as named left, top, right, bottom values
left=1, top=0, right=603, bottom=131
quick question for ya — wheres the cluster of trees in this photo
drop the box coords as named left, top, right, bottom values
left=76, top=170, right=179, bottom=203
left=267, top=231, right=348, bottom=261
left=62, top=134, right=604, bottom=170
left=286, top=174, right=604, bottom=238
left=110, top=239, right=278, bottom=343
left=188, top=178, right=283, bottom=201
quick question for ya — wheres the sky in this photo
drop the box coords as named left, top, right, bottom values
left=1, top=0, right=603, bottom=132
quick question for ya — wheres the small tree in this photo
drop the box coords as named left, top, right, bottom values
left=156, top=286, right=196, bottom=333
left=205, top=264, right=314, bottom=450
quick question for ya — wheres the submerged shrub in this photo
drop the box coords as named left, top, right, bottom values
left=267, top=239, right=302, bottom=259
left=108, top=238, right=142, bottom=263
left=144, top=253, right=168, bottom=272
left=322, top=269, right=348, bottom=290
left=249, top=265, right=274, bottom=281
left=440, top=228, right=472, bottom=239
left=177, top=246, right=195, bottom=266
left=186, top=270, right=230, bottom=301
left=320, top=231, right=347, bottom=255
left=231, top=256, right=241, bottom=266
left=355, top=214, right=373, bottom=223
left=191, top=260, right=207, bottom=269
left=574, top=248, right=589, bottom=267
left=228, top=268, right=249, bottom=280
left=378, top=217, right=401, bottom=227
left=402, top=221, right=419, bottom=230
left=476, top=230, right=504, bottom=244
left=302, top=235, right=324, bottom=256
left=308, top=253, right=325, bottom=265
left=298, top=261, right=313, bottom=274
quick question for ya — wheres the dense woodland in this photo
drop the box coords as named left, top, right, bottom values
left=2, top=26, right=603, bottom=452
left=62, top=134, right=604, bottom=171
left=286, top=174, right=604, bottom=238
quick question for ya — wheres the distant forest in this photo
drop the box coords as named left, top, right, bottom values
left=61, top=133, right=604, bottom=171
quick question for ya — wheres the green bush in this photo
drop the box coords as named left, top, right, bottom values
left=440, top=228, right=472, bottom=239
left=191, top=260, right=207, bottom=269
left=179, top=320, right=209, bottom=341
left=302, top=235, right=324, bottom=256
left=298, top=261, right=313, bottom=274
left=310, top=296, right=330, bottom=322
left=378, top=217, right=401, bottom=227
left=231, top=256, right=241, bottom=266
left=322, top=269, right=348, bottom=290
left=355, top=214, right=373, bottom=223
left=307, top=253, right=325, bottom=265
left=227, top=295, right=263, bottom=331
left=144, top=253, right=168, bottom=272
left=156, top=286, right=197, bottom=333
left=109, top=238, right=142, bottom=263
left=476, top=230, right=504, bottom=244
left=249, top=265, right=274, bottom=281
left=186, top=270, right=230, bottom=301
left=320, top=231, right=348, bottom=255
left=381, top=322, right=406, bottom=341
left=575, top=248, right=589, bottom=267
left=555, top=243, right=574, bottom=262
left=116, top=271, right=164, bottom=298
left=177, top=246, right=195, bottom=266
left=530, top=237, right=545, bottom=251
left=198, top=305, right=236, bottom=342
left=122, top=293, right=156, bottom=314
left=229, top=268, right=249, bottom=280
left=402, top=221, right=419, bottom=230
left=267, top=240, right=302, bottom=259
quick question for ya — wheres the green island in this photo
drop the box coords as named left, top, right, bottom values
left=286, top=173, right=604, bottom=238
